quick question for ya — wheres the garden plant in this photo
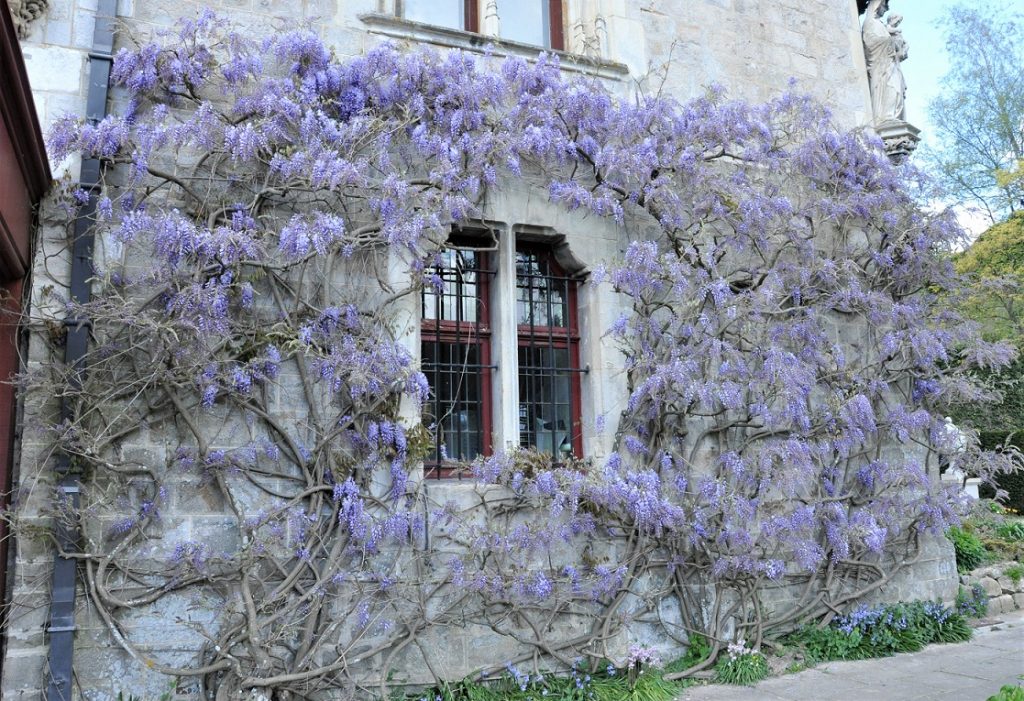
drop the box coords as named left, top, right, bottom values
left=21, top=11, right=1024, bottom=699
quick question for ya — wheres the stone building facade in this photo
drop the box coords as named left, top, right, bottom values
left=2, top=1, right=955, bottom=699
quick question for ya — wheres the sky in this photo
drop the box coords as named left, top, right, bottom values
left=897, top=0, right=1024, bottom=235
left=898, top=0, right=1023, bottom=140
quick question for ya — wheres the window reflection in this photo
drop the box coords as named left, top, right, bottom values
left=518, top=347, right=573, bottom=456
left=424, top=250, right=480, bottom=324
left=422, top=343, right=483, bottom=461
left=515, top=246, right=579, bottom=460
left=516, top=251, right=568, bottom=327
left=403, top=0, right=464, bottom=29
left=498, top=1, right=549, bottom=47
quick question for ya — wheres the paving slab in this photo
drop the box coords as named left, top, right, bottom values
left=677, top=610, right=1024, bottom=701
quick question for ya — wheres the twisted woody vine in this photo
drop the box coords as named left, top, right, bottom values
left=17, top=10, right=1021, bottom=699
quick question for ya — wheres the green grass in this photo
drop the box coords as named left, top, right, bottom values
left=663, top=634, right=711, bottom=675
left=404, top=636, right=717, bottom=701
left=406, top=660, right=684, bottom=701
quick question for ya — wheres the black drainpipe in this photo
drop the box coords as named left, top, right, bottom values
left=45, top=2, right=116, bottom=699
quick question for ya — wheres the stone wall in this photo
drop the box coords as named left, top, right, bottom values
left=1, top=2, right=956, bottom=701
left=962, top=562, right=1024, bottom=616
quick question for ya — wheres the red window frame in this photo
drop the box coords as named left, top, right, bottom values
left=399, top=1, right=564, bottom=51
left=515, top=244, right=583, bottom=459
left=547, top=0, right=565, bottom=51
left=421, top=241, right=493, bottom=478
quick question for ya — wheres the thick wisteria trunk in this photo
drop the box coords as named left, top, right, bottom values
left=14, top=10, right=1021, bottom=698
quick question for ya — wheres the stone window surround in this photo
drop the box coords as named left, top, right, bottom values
left=359, top=5, right=629, bottom=82
left=419, top=223, right=590, bottom=475
left=397, top=0, right=564, bottom=50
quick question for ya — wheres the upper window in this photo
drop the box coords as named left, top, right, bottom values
left=402, top=0, right=477, bottom=33
left=420, top=235, right=582, bottom=477
left=400, top=0, right=564, bottom=51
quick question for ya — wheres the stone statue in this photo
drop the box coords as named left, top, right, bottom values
left=862, top=0, right=907, bottom=124
left=7, top=0, right=50, bottom=39
left=941, top=416, right=968, bottom=481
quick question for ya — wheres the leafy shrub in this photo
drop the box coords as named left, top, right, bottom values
left=1006, top=563, right=1024, bottom=584
left=787, top=625, right=862, bottom=664
left=949, top=526, right=989, bottom=572
left=996, top=521, right=1024, bottom=541
left=978, top=431, right=1024, bottom=514
left=664, top=634, right=711, bottom=675
left=785, top=600, right=972, bottom=663
left=956, top=583, right=990, bottom=618
left=714, top=641, right=769, bottom=686
left=988, top=685, right=1024, bottom=701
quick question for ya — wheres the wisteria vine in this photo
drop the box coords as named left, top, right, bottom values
left=16, top=11, right=1021, bottom=699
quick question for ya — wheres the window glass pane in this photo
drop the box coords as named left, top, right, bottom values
left=424, top=249, right=482, bottom=324
left=422, top=342, right=484, bottom=461
left=404, top=0, right=464, bottom=29
left=498, top=0, right=548, bottom=46
left=518, top=348, right=573, bottom=457
left=421, top=241, right=492, bottom=468
left=516, top=250, right=568, bottom=328
left=516, top=246, right=578, bottom=460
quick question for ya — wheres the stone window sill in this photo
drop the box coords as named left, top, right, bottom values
left=358, top=13, right=629, bottom=82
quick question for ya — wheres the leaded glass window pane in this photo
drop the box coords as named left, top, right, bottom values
left=515, top=246, right=579, bottom=459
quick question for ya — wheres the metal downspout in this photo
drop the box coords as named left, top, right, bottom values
left=45, top=2, right=116, bottom=699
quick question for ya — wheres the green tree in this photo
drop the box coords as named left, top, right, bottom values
left=921, top=4, right=1024, bottom=224
left=952, top=213, right=1024, bottom=431
left=955, top=212, right=1024, bottom=341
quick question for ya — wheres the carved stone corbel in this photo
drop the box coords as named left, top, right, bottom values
left=876, top=119, right=921, bottom=163
left=7, top=0, right=50, bottom=39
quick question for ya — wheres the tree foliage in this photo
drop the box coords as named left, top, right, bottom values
left=921, top=3, right=1024, bottom=223
left=955, top=212, right=1024, bottom=342
left=21, top=12, right=1021, bottom=699
left=951, top=215, right=1024, bottom=498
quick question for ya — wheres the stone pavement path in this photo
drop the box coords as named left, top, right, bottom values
left=677, top=611, right=1024, bottom=701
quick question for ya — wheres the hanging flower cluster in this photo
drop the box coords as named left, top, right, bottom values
left=28, top=10, right=1019, bottom=698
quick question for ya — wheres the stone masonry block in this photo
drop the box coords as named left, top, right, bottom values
left=993, top=594, right=1015, bottom=615
left=790, top=52, right=818, bottom=77
left=21, top=45, right=85, bottom=93
left=43, top=15, right=73, bottom=45
left=190, top=516, right=241, bottom=555
left=1, top=649, right=48, bottom=692
left=980, top=576, right=1002, bottom=597
left=3, top=691, right=43, bottom=701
